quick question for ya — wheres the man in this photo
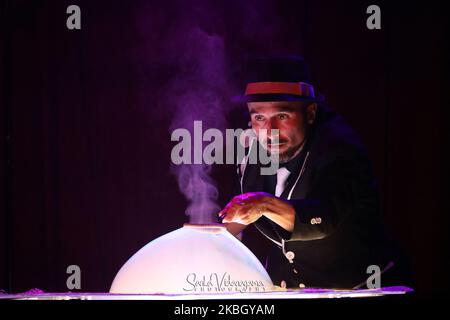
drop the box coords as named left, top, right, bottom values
left=219, top=56, right=408, bottom=289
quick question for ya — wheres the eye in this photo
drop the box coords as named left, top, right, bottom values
left=277, top=113, right=289, bottom=120
left=253, top=115, right=265, bottom=121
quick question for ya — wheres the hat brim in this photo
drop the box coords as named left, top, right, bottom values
left=231, top=93, right=325, bottom=104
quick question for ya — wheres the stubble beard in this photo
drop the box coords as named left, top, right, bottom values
left=268, top=141, right=304, bottom=164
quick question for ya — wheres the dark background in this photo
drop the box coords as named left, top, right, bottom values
left=1, top=0, right=447, bottom=296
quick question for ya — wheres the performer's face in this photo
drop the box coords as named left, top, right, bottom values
left=248, top=101, right=316, bottom=163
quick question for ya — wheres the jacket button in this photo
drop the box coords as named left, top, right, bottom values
left=285, top=251, right=295, bottom=260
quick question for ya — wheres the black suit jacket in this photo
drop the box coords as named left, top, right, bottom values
left=238, top=105, right=406, bottom=289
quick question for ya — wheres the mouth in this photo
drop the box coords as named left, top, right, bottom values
left=267, top=142, right=286, bottom=147
left=266, top=141, right=288, bottom=152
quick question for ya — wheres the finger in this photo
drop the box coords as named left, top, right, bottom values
left=231, top=197, right=245, bottom=205
left=237, top=206, right=265, bottom=225
left=221, top=202, right=234, bottom=215
left=219, top=210, right=229, bottom=221
left=222, top=205, right=244, bottom=223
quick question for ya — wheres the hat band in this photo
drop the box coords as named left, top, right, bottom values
left=245, top=81, right=315, bottom=98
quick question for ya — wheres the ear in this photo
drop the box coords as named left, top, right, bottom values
left=306, top=103, right=317, bottom=124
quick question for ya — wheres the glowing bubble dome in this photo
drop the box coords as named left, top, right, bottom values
left=110, top=224, right=274, bottom=294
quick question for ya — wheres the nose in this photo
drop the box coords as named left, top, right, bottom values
left=264, top=118, right=280, bottom=140
left=261, top=118, right=279, bottom=131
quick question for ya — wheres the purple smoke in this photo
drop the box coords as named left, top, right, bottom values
left=166, top=27, right=231, bottom=224
left=132, top=0, right=299, bottom=223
